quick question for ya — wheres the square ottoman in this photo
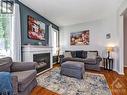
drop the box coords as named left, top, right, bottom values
left=60, top=61, right=85, bottom=79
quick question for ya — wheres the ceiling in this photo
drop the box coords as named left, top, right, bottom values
left=19, top=0, right=123, bottom=27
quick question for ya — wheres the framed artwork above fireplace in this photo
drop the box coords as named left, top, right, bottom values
left=27, top=15, right=45, bottom=40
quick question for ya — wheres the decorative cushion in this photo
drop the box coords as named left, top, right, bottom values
left=64, top=52, right=72, bottom=58
left=87, top=52, right=97, bottom=59
left=71, top=51, right=76, bottom=58
left=76, top=51, right=83, bottom=58
left=65, top=51, right=76, bottom=58
left=82, top=51, right=87, bottom=59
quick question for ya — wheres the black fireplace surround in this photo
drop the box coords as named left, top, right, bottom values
left=33, top=53, right=50, bottom=73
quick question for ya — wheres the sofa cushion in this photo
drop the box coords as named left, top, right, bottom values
left=62, top=57, right=84, bottom=62
left=82, top=51, right=87, bottom=59
left=76, top=51, right=83, bottom=58
left=0, top=57, right=12, bottom=72
left=84, top=58, right=97, bottom=64
left=71, top=51, right=76, bottom=58
left=64, top=52, right=72, bottom=58
left=65, top=51, right=76, bottom=58
left=11, top=70, right=37, bottom=92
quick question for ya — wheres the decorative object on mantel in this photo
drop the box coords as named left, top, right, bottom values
left=106, top=46, right=113, bottom=58
left=106, top=33, right=111, bottom=39
left=27, top=15, right=45, bottom=40
left=38, top=42, right=42, bottom=45
left=70, top=30, right=89, bottom=45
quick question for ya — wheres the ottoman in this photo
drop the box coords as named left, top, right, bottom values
left=60, top=61, right=85, bottom=79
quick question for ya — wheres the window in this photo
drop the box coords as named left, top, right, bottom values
left=0, top=14, right=12, bottom=57
left=52, top=29, right=59, bottom=55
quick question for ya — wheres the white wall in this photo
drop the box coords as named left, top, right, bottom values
left=60, top=12, right=119, bottom=72
left=59, top=0, right=127, bottom=74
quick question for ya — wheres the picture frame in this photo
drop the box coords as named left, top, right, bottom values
left=106, top=33, right=111, bottom=39
left=27, top=15, right=45, bottom=40
left=70, top=30, right=89, bottom=45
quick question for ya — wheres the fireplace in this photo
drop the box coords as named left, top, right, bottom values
left=33, top=53, right=50, bottom=73
left=22, top=45, right=53, bottom=74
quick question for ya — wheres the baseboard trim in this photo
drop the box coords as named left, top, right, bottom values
left=100, top=65, right=125, bottom=75
left=118, top=72, right=124, bottom=75
left=114, top=69, right=124, bottom=75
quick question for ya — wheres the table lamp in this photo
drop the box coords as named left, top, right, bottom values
left=106, top=47, right=113, bottom=58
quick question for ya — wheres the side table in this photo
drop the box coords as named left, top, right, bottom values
left=103, top=58, right=113, bottom=70
left=53, top=55, right=63, bottom=64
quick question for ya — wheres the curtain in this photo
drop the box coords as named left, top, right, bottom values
left=49, top=25, right=53, bottom=47
left=11, top=3, right=21, bottom=62
left=49, top=24, right=59, bottom=56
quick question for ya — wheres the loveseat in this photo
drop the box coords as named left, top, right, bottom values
left=0, top=57, right=37, bottom=95
left=61, top=50, right=102, bottom=71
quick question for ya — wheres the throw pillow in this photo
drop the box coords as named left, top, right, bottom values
left=64, top=52, right=72, bottom=58
left=76, top=51, right=83, bottom=58
left=71, top=51, right=76, bottom=58
left=82, top=51, right=87, bottom=59
left=87, top=52, right=97, bottom=59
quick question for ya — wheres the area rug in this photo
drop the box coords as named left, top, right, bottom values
left=37, top=67, right=112, bottom=95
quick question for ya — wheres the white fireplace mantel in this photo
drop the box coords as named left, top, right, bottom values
left=22, top=45, right=52, bottom=52
left=22, top=45, right=53, bottom=69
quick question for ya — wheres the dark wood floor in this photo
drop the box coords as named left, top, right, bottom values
left=31, top=64, right=127, bottom=95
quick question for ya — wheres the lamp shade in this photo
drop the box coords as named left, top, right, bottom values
left=106, top=47, right=113, bottom=52
left=56, top=47, right=60, bottom=51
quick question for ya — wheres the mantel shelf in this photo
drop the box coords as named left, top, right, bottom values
left=22, top=45, right=52, bottom=48
left=22, top=45, right=53, bottom=52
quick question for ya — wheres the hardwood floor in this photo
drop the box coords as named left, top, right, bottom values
left=31, top=86, right=59, bottom=95
left=31, top=64, right=127, bottom=95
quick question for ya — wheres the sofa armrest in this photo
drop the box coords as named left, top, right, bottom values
left=11, top=62, right=37, bottom=72
left=11, top=74, right=18, bottom=95
left=96, top=56, right=102, bottom=64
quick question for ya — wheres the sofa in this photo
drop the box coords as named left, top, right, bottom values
left=61, top=50, right=102, bottom=71
left=0, top=57, right=37, bottom=95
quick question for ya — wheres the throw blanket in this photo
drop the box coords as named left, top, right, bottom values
left=0, top=72, right=13, bottom=95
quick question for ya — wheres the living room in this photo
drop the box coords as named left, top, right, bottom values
left=0, top=0, right=127, bottom=95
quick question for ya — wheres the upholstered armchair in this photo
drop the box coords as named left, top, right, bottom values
left=0, top=57, right=37, bottom=95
